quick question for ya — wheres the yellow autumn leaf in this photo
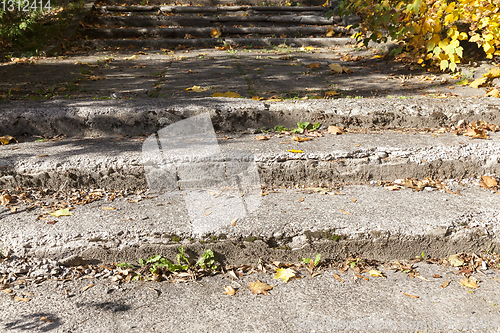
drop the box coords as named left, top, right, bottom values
left=186, top=85, right=207, bottom=92
left=460, top=278, right=479, bottom=289
left=326, top=26, right=335, bottom=37
left=469, top=77, right=487, bottom=89
left=325, top=90, right=339, bottom=97
left=274, top=267, right=296, bottom=283
left=329, top=63, right=353, bottom=74
left=287, top=149, right=303, bottom=153
left=50, top=208, right=72, bottom=217
left=210, top=28, right=221, bottom=38
left=368, top=269, right=385, bottom=277
left=251, top=96, right=263, bottom=100
left=0, top=135, right=17, bottom=145
left=485, top=88, right=500, bottom=97
left=123, top=55, right=138, bottom=60
left=485, top=67, right=500, bottom=79
left=211, top=91, right=240, bottom=98
left=448, top=254, right=464, bottom=267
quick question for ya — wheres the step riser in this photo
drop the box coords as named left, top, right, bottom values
left=76, top=37, right=351, bottom=48
left=97, top=5, right=328, bottom=13
left=1, top=158, right=497, bottom=191
left=83, top=26, right=347, bottom=39
left=92, top=16, right=338, bottom=27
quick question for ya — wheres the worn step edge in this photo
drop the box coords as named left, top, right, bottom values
left=1, top=185, right=499, bottom=263
left=82, top=26, right=348, bottom=38
left=97, top=5, right=329, bottom=12
left=1, top=98, right=499, bottom=138
left=75, top=37, right=353, bottom=48
left=1, top=133, right=499, bottom=190
left=91, top=15, right=339, bottom=26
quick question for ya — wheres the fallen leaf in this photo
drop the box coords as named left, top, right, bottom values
left=0, top=135, right=17, bottom=145
left=292, top=136, right=311, bottom=142
left=448, top=254, right=464, bottom=267
left=40, top=317, right=53, bottom=323
left=480, top=175, right=498, bottom=188
left=204, top=211, right=211, bottom=216
left=328, top=125, right=345, bottom=135
left=254, top=135, right=268, bottom=141
left=287, top=149, right=303, bottom=153
left=326, top=26, right=335, bottom=37
left=298, top=197, right=304, bottom=202
left=1, top=289, right=12, bottom=293
left=460, top=278, right=479, bottom=289
left=14, top=296, right=30, bottom=302
left=231, top=218, right=237, bottom=226
left=274, top=268, right=296, bottom=282
left=248, top=280, right=274, bottom=295
left=87, top=75, right=105, bottom=81
left=402, top=292, right=419, bottom=298
left=368, top=270, right=385, bottom=277
left=351, top=197, right=356, bottom=203
left=441, top=281, right=450, bottom=288
left=486, top=88, right=500, bottom=97
left=340, top=209, right=352, bottom=215
left=50, top=208, right=72, bottom=217
left=212, top=91, right=240, bottom=98
left=329, top=63, right=353, bottom=74
left=433, top=274, right=441, bottom=278
left=469, top=77, right=488, bottom=89
left=333, top=273, right=344, bottom=282
left=354, top=274, right=368, bottom=281
left=325, top=90, right=339, bottom=97
left=223, top=285, right=237, bottom=295
left=82, top=284, right=94, bottom=291
left=102, top=207, right=116, bottom=210
left=186, top=85, right=207, bottom=92
left=0, top=193, right=12, bottom=206
left=308, top=63, right=320, bottom=69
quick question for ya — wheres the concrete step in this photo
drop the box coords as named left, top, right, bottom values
left=82, top=26, right=348, bottom=39
left=1, top=181, right=499, bottom=262
left=97, top=5, right=329, bottom=14
left=1, top=125, right=499, bottom=191
left=75, top=36, right=352, bottom=48
left=90, top=15, right=338, bottom=27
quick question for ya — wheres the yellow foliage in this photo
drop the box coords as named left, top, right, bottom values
left=342, top=0, right=500, bottom=71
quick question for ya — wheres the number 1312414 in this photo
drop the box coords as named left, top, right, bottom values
left=2, top=0, right=51, bottom=11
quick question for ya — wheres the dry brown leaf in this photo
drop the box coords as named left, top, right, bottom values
left=254, top=135, right=268, bottom=141
left=224, top=285, right=237, bottom=296
left=480, top=176, right=498, bottom=188
left=328, top=125, right=345, bottom=135
left=433, top=274, right=441, bottom=278
left=248, top=280, right=274, bottom=295
left=351, top=197, right=356, bottom=203
left=402, top=292, right=419, bottom=298
left=231, top=218, right=237, bottom=226
left=210, top=28, right=221, bottom=38
left=333, top=273, right=344, bottom=282
left=441, top=281, right=450, bottom=288
left=1, top=289, right=12, bottom=293
left=298, top=197, right=304, bottom=202
left=355, top=274, right=369, bottom=281
left=102, top=207, right=116, bottom=210
left=340, top=209, right=352, bottom=215
left=82, top=284, right=94, bottom=291
left=0, top=135, right=17, bottom=145
left=308, top=63, right=320, bottom=69
left=0, top=193, right=12, bottom=206
left=40, top=317, right=53, bottom=323
left=14, top=296, right=30, bottom=302
left=292, top=136, right=311, bottom=142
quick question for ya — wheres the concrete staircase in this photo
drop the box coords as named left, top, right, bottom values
left=75, top=0, right=352, bottom=49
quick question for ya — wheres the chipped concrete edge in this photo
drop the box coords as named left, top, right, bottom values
left=2, top=228, right=497, bottom=265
